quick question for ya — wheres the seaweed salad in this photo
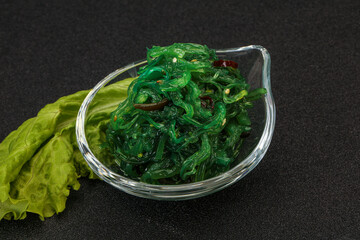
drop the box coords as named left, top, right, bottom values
left=105, top=43, right=266, bottom=184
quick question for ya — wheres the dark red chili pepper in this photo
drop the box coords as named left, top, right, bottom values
left=199, top=96, right=214, bottom=109
left=133, top=98, right=169, bottom=111
left=213, top=60, right=238, bottom=69
left=240, top=131, right=251, bottom=138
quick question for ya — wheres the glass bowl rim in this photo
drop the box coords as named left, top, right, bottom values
left=75, top=45, right=276, bottom=196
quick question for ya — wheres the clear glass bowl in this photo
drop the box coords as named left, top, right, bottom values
left=76, top=45, right=276, bottom=200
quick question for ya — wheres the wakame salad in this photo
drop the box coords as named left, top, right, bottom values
left=105, top=43, right=266, bottom=184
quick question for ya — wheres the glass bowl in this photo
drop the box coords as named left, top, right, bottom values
left=76, top=45, right=275, bottom=200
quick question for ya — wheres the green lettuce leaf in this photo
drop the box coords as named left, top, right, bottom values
left=0, top=77, right=134, bottom=220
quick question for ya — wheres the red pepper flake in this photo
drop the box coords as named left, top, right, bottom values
left=114, top=115, right=117, bottom=122
left=156, top=80, right=163, bottom=84
left=213, top=60, right=238, bottom=69
left=133, top=98, right=170, bottom=111
left=199, top=96, right=214, bottom=109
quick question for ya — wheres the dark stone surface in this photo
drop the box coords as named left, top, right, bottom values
left=0, top=0, right=359, bottom=239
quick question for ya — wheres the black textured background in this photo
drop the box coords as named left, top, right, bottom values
left=1, top=0, right=359, bottom=239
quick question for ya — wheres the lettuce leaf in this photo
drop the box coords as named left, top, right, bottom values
left=0, top=78, right=134, bottom=220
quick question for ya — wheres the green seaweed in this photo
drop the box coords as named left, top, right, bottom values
left=106, top=43, right=266, bottom=184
